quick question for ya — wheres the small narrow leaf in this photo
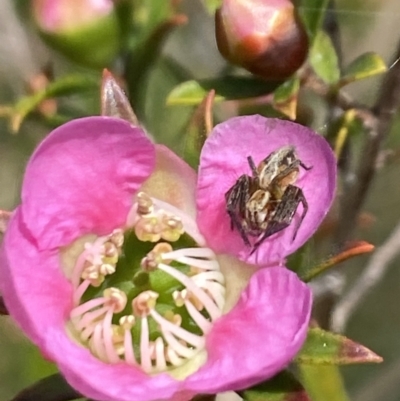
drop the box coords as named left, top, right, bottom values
left=240, top=370, right=311, bottom=401
left=273, top=77, right=300, bottom=120
left=337, top=52, right=387, bottom=88
left=299, top=0, right=329, bottom=41
left=167, top=76, right=281, bottom=106
left=101, top=69, right=139, bottom=125
left=184, top=90, right=215, bottom=168
left=10, top=373, right=81, bottom=401
left=10, top=74, right=98, bottom=132
left=298, top=240, right=374, bottom=282
left=309, top=31, right=340, bottom=84
left=332, top=109, right=357, bottom=159
left=296, top=328, right=383, bottom=365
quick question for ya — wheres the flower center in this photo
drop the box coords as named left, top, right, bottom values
left=68, top=192, right=225, bottom=374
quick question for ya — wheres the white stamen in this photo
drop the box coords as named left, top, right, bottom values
left=184, top=300, right=212, bottom=334
left=154, top=337, right=167, bottom=370
left=103, top=308, right=119, bottom=363
left=140, top=317, right=152, bottom=372
left=150, top=309, right=204, bottom=348
left=158, top=263, right=222, bottom=321
left=70, top=297, right=106, bottom=319
left=162, top=330, right=197, bottom=359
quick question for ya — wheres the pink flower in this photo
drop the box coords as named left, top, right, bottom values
left=197, top=115, right=336, bottom=266
left=0, top=113, right=335, bottom=401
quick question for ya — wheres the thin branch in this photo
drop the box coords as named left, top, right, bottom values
left=335, top=39, right=400, bottom=244
left=331, top=219, right=400, bottom=332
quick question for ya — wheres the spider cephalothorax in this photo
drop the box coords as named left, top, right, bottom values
left=225, top=145, right=311, bottom=253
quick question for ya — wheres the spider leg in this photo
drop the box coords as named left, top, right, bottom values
left=225, top=175, right=252, bottom=246
left=250, top=185, right=308, bottom=254
left=247, top=156, right=258, bottom=179
left=299, top=161, right=313, bottom=171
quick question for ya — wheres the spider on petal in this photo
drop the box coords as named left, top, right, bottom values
left=225, top=145, right=312, bottom=254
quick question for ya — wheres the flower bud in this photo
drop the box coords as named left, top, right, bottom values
left=32, top=0, right=121, bottom=69
left=215, top=0, right=309, bottom=80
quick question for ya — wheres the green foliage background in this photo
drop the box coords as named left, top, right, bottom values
left=1, top=0, right=400, bottom=400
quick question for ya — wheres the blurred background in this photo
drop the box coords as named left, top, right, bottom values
left=1, top=0, right=400, bottom=400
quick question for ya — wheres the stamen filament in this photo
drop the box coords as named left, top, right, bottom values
left=73, top=279, right=92, bottom=305
left=150, top=309, right=204, bottom=348
left=154, top=337, right=167, bottom=370
left=70, top=297, right=106, bottom=319
left=184, top=300, right=212, bottom=334
left=123, top=329, right=136, bottom=365
left=103, top=308, right=119, bottom=363
left=140, top=317, right=152, bottom=372
left=77, top=306, right=108, bottom=332
left=92, top=323, right=107, bottom=362
left=158, top=263, right=221, bottom=321
left=162, top=330, right=197, bottom=359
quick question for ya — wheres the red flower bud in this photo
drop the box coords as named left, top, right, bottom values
left=215, top=0, right=309, bottom=80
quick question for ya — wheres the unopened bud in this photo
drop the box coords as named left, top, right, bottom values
left=215, top=0, right=309, bottom=80
left=32, top=0, right=121, bottom=69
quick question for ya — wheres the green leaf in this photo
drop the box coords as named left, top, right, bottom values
left=273, top=77, right=300, bottom=120
left=183, top=90, right=215, bottom=168
left=203, top=0, right=222, bottom=14
left=125, top=4, right=187, bottom=120
left=337, top=52, right=387, bottom=88
left=309, top=30, right=340, bottom=84
left=296, top=328, right=383, bottom=365
left=298, top=0, right=329, bottom=41
left=10, top=74, right=98, bottom=132
left=10, top=373, right=81, bottom=401
left=298, top=365, right=350, bottom=401
left=167, top=76, right=282, bottom=106
left=297, top=240, right=374, bottom=282
left=240, top=371, right=311, bottom=401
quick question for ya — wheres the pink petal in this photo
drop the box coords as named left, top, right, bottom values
left=141, top=145, right=197, bottom=220
left=197, top=115, right=336, bottom=265
left=0, top=209, right=182, bottom=401
left=186, top=266, right=312, bottom=392
left=21, top=116, right=155, bottom=250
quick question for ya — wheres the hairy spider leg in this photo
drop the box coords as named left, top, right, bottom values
left=250, top=185, right=308, bottom=254
left=247, top=156, right=258, bottom=178
left=225, top=174, right=253, bottom=246
left=299, top=161, right=313, bottom=171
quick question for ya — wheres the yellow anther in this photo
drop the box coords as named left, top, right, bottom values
left=81, top=265, right=105, bottom=287
left=161, top=215, right=184, bottom=242
left=137, top=192, right=154, bottom=215
left=141, top=242, right=173, bottom=271
left=112, top=325, right=125, bottom=355
left=103, top=288, right=127, bottom=313
left=164, top=310, right=182, bottom=326
left=132, top=291, right=159, bottom=317
left=134, top=216, right=162, bottom=242
left=172, top=290, right=187, bottom=307
left=109, top=229, right=124, bottom=248
left=103, top=242, right=119, bottom=262
left=99, top=263, right=116, bottom=276
left=119, top=315, right=135, bottom=330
